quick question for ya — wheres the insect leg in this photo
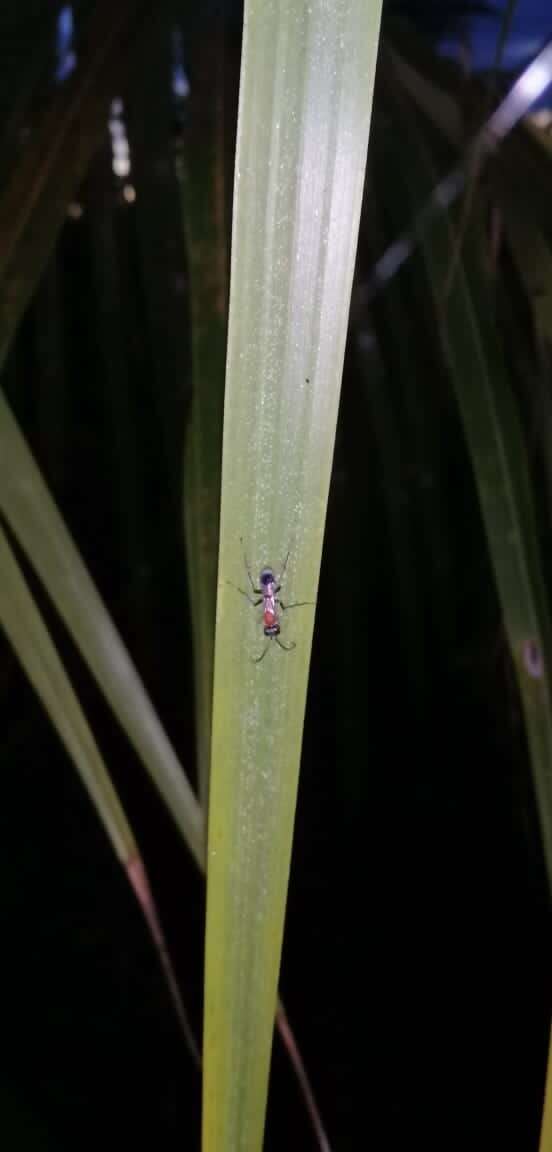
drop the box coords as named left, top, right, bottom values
left=252, top=643, right=270, bottom=664
left=276, top=638, right=296, bottom=652
left=226, top=580, right=262, bottom=607
left=278, top=599, right=315, bottom=611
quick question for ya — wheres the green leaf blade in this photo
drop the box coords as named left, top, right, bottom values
left=383, top=81, right=552, bottom=889
left=0, top=392, right=205, bottom=869
left=0, top=521, right=134, bottom=864
left=203, top=3, right=382, bottom=1149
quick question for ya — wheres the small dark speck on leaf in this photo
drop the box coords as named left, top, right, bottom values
left=305, top=377, right=310, bottom=383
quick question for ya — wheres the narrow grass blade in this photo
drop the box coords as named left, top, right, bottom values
left=385, top=84, right=552, bottom=888
left=497, top=202, right=552, bottom=551
left=0, top=0, right=148, bottom=375
left=0, top=520, right=198, bottom=1059
left=0, top=521, right=132, bottom=862
left=178, top=15, right=228, bottom=812
left=127, top=854, right=200, bottom=1066
left=352, top=320, right=428, bottom=715
left=87, top=146, right=146, bottom=594
left=0, top=5, right=59, bottom=188
left=275, top=1001, right=332, bottom=1152
left=34, top=247, right=67, bottom=497
left=129, top=12, right=190, bottom=594
left=368, top=38, right=552, bottom=301
left=203, top=3, right=382, bottom=1149
left=539, top=1023, right=552, bottom=1152
left=386, top=43, right=462, bottom=148
left=0, top=392, right=204, bottom=869
left=174, top=12, right=333, bottom=1137
left=0, top=377, right=327, bottom=1121
left=496, top=120, right=552, bottom=259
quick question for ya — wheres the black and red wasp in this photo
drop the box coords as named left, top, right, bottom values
left=228, top=539, right=314, bottom=663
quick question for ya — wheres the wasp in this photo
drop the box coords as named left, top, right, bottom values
left=228, top=540, right=314, bottom=663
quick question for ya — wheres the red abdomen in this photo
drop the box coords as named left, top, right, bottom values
left=263, top=609, right=276, bottom=628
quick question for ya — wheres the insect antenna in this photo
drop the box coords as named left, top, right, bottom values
left=277, top=541, right=293, bottom=586
left=240, top=537, right=259, bottom=593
